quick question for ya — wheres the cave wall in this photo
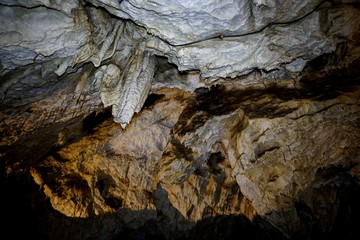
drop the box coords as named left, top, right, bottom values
left=1, top=0, right=360, bottom=239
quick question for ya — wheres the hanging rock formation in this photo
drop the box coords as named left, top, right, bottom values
left=1, top=0, right=360, bottom=239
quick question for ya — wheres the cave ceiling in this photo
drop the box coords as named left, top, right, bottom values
left=0, top=0, right=360, bottom=239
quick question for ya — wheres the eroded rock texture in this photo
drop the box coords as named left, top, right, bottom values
left=1, top=0, right=360, bottom=239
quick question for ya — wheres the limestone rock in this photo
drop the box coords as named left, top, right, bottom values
left=1, top=0, right=360, bottom=239
left=0, top=62, right=104, bottom=169
left=89, top=0, right=323, bottom=45
left=158, top=4, right=360, bottom=81
left=0, top=4, right=89, bottom=75
left=0, top=0, right=81, bottom=15
left=18, top=88, right=258, bottom=239
left=88, top=1, right=360, bottom=83
left=2, top=0, right=359, bottom=126
left=0, top=2, right=123, bottom=77
left=8, top=72, right=356, bottom=238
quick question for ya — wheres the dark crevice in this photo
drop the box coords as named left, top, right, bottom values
left=0, top=3, right=67, bottom=16
left=141, top=93, right=165, bottom=110
left=303, top=42, right=348, bottom=72
left=52, top=152, right=68, bottom=163
left=96, top=173, right=123, bottom=210
left=104, top=197, right=123, bottom=210
left=289, top=102, right=343, bottom=120
left=207, top=152, right=225, bottom=175
left=255, top=146, right=280, bottom=159
left=171, top=136, right=195, bottom=162
left=96, top=179, right=105, bottom=194
left=186, top=205, right=194, bottom=218
left=82, top=107, right=112, bottom=134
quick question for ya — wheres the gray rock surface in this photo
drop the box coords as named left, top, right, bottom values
left=89, top=0, right=323, bottom=45
left=0, top=3, right=88, bottom=75
left=1, top=0, right=359, bottom=124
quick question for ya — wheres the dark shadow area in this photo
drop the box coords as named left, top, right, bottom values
left=0, top=116, right=84, bottom=170
left=1, top=107, right=115, bottom=172
left=82, top=107, right=113, bottom=134
left=173, top=73, right=360, bottom=137
left=141, top=93, right=165, bottom=111
left=194, top=73, right=360, bottom=118
left=0, top=63, right=94, bottom=109
left=186, top=215, right=286, bottom=240
left=1, top=165, right=360, bottom=240
left=95, top=171, right=123, bottom=210
left=173, top=42, right=360, bottom=137
left=291, top=168, right=360, bottom=240
left=0, top=61, right=104, bottom=171
left=0, top=170, right=46, bottom=239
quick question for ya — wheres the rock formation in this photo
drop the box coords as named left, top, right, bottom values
left=1, top=0, right=360, bottom=239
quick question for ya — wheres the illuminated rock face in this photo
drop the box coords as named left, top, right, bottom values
left=85, top=0, right=360, bottom=81
left=2, top=0, right=359, bottom=125
left=1, top=0, right=360, bottom=239
left=89, top=0, right=323, bottom=44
